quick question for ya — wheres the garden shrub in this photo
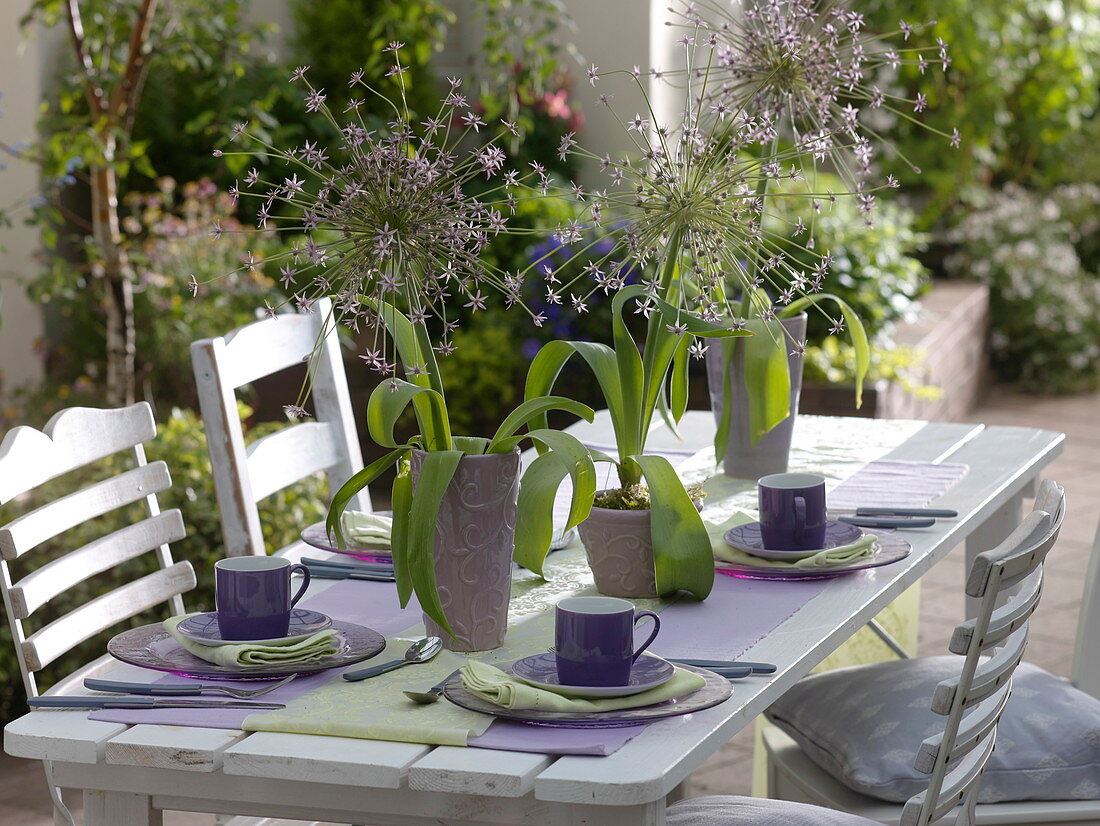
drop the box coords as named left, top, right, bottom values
left=946, top=183, right=1100, bottom=392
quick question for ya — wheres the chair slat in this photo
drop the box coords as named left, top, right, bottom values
left=0, top=462, right=172, bottom=561
left=246, top=422, right=341, bottom=501
left=22, top=561, right=196, bottom=672
left=0, top=404, right=156, bottom=504
left=9, top=510, right=187, bottom=619
left=914, top=679, right=1011, bottom=774
left=220, top=312, right=320, bottom=390
left=901, top=732, right=997, bottom=826
left=950, top=567, right=1042, bottom=655
left=965, top=486, right=1062, bottom=598
left=933, top=624, right=1028, bottom=715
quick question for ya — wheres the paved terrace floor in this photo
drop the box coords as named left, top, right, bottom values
left=2, top=387, right=1097, bottom=826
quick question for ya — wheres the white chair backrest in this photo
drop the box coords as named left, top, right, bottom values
left=190, top=297, right=368, bottom=557
left=1073, top=514, right=1100, bottom=699
left=901, top=479, right=1064, bottom=826
left=0, top=403, right=194, bottom=698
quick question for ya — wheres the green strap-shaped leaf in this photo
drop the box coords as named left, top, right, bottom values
left=670, top=334, right=691, bottom=422
left=610, top=286, right=646, bottom=458
left=361, top=297, right=444, bottom=397
left=713, top=338, right=736, bottom=465
left=486, top=396, right=595, bottom=454
left=781, top=293, right=869, bottom=407
left=494, top=428, right=596, bottom=531
left=652, top=295, right=756, bottom=338
left=325, top=446, right=410, bottom=548
left=743, top=317, right=792, bottom=444
left=389, top=457, right=414, bottom=606
left=406, top=450, right=464, bottom=639
left=452, top=436, right=490, bottom=455
left=514, top=452, right=570, bottom=577
left=630, top=454, right=714, bottom=600
left=366, top=378, right=451, bottom=451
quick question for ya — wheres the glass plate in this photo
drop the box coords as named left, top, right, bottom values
left=300, top=520, right=393, bottom=563
left=716, top=532, right=911, bottom=579
left=107, top=620, right=385, bottom=680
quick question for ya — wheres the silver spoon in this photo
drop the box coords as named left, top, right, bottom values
left=403, top=669, right=462, bottom=705
left=342, top=636, right=442, bottom=682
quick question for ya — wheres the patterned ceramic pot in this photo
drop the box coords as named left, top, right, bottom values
left=577, top=497, right=658, bottom=599
left=705, top=313, right=807, bottom=480
left=410, top=448, right=520, bottom=652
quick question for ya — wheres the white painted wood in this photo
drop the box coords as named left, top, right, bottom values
left=408, top=747, right=552, bottom=797
left=222, top=732, right=429, bottom=789
left=0, top=403, right=156, bottom=503
left=246, top=422, right=342, bottom=501
left=191, top=297, right=368, bottom=558
left=10, top=510, right=186, bottom=617
left=83, top=788, right=162, bottom=826
left=1074, top=518, right=1100, bottom=699
left=23, top=561, right=196, bottom=671
left=0, top=461, right=172, bottom=560
left=105, top=725, right=247, bottom=772
left=4, top=713, right=130, bottom=764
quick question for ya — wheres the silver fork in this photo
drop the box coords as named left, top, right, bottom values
left=83, top=673, right=298, bottom=699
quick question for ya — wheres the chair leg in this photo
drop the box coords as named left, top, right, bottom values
left=867, top=618, right=911, bottom=659
left=43, top=761, right=77, bottom=826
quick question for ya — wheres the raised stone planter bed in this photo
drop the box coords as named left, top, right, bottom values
left=799, top=280, right=990, bottom=422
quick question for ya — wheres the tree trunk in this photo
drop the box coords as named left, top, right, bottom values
left=91, top=135, right=135, bottom=407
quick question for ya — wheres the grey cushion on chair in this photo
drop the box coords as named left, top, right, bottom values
left=765, top=656, right=1100, bottom=803
left=667, top=796, right=880, bottom=825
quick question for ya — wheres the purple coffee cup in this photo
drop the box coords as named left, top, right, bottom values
left=215, top=556, right=311, bottom=641
left=554, top=596, right=661, bottom=687
left=758, top=472, right=828, bottom=551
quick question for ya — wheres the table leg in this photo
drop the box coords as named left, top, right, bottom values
left=965, top=489, right=1027, bottom=618
left=83, top=789, right=162, bottom=826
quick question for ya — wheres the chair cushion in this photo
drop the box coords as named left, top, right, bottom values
left=667, top=796, right=880, bottom=825
left=765, top=656, right=1100, bottom=803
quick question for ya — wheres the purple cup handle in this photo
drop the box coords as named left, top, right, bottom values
left=793, top=495, right=806, bottom=540
left=289, top=564, right=311, bottom=607
left=631, top=610, right=661, bottom=663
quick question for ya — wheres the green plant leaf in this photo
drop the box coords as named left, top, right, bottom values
left=486, top=396, right=595, bottom=454
left=630, top=454, right=714, bottom=600
left=713, top=338, right=736, bottom=465
left=781, top=294, right=869, bottom=407
left=743, top=318, right=791, bottom=444
left=513, top=452, right=570, bottom=576
left=389, top=457, right=414, bottom=606
left=670, top=335, right=691, bottom=423
left=652, top=295, right=755, bottom=338
left=452, top=436, right=489, bottom=455
left=610, top=286, right=646, bottom=457
left=366, top=378, right=451, bottom=451
left=406, top=450, right=464, bottom=639
left=495, top=428, right=596, bottom=530
left=360, top=298, right=444, bottom=397
left=325, top=446, right=409, bottom=547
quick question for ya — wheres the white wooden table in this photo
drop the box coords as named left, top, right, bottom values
left=4, top=415, right=1063, bottom=826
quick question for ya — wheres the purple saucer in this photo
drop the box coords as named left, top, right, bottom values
left=724, top=520, right=864, bottom=560
left=510, top=653, right=675, bottom=698
left=177, top=609, right=332, bottom=646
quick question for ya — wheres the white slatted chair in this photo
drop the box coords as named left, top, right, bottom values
left=670, top=480, right=1064, bottom=826
left=0, top=403, right=196, bottom=826
left=191, top=297, right=369, bottom=557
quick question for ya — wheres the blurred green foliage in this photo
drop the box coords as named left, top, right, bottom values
left=863, top=0, right=1100, bottom=218
left=0, top=404, right=326, bottom=723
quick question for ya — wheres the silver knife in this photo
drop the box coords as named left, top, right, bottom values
left=28, top=696, right=285, bottom=710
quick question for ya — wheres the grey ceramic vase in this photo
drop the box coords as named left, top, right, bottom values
left=576, top=496, right=658, bottom=599
left=410, top=448, right=519, bottom=652
left=705, top=313, right=807, bottom=480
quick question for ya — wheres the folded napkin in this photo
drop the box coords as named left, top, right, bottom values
left=707, top=514, right=877, bottom=569
left=460, top=659, right=706, bottom=712
left=341, top=511, right=392, bottom=548
left=164, top=615, right=340, bottom=667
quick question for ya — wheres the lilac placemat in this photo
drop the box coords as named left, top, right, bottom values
left=828, top=460, right=968, bottom=510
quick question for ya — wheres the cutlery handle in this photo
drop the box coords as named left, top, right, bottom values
left=855, top=507, right=958, bottom=518
left=671, top=659, right=777, bottom=674
left=302, top=557, right=394, bottom=572
left=308, top=570, right=396, bottom=582
left=30, top=696, right=157, bottom=709
left=343, top=659, right=407, bottom=682
left=837, top=516, right=936, bottom=528
left=84, top=679, right=199, bottom=696
left=430, top=669, right=463, bottom=693
left=708, top=667, right=754, bottom=679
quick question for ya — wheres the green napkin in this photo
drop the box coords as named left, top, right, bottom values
left=341, top=511, right=392, bottom=548
left=164, top=615, right=340, bottom=667
left=460, top=659, right=706, bottom=712
left=707, top=513, right=876, bottom=569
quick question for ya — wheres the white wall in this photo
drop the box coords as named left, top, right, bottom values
left=0, top=3, right=45, bottom=399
